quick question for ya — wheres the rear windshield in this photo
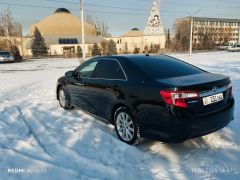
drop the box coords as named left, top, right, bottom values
left=129, top=55, right=204, bottom=79
left=0, top=52, right=10, bottom=56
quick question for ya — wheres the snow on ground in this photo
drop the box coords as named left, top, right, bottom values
left=0, top=52, right=239, bottom=180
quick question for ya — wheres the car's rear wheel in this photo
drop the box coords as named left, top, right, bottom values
left=58, top=86, right=73, bottom=110
left=114, top=107, right=143, bottom=145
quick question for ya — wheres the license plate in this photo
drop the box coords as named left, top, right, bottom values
left=202, top=93, right=224, bottom=106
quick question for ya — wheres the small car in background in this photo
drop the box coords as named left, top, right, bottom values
left=227, top=45, right=240, bottom=52
left=218, top=45, right=229, bottom=50
left=0, top=51, right=14, bottom=62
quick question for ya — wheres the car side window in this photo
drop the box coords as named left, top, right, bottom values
left=74, top=60, right=98, bottom=78
left=93, top=59, right=126, bottom=80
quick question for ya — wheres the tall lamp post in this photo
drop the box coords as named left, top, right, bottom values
left=238, top=23, right=240, bottom=45
left=186, top=9, right=201, bottom=55
left=80, top=0, right=85, bottom=61
left=4, top=14, right=10, bottom=51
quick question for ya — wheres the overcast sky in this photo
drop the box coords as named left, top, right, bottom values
left=0, top=0, right=239, bottom=36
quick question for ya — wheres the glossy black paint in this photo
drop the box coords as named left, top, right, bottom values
left=57, top=55, right=234, bottom=142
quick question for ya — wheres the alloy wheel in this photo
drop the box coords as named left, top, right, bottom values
left=116, top=112, right=135, bottom=141
left=59, top=89, right=66, bottom=107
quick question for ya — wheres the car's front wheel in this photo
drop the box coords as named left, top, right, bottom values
left=58, top=86, right=73, bottom=110
left=114, top=107, right=143, bottom=145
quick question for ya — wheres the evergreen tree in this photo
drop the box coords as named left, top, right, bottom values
left=175, top=29, right=181, bottom=50
left=31, top=27, right=48, bottom=57
left=100, top=40, right=108, bottom=55
left=124, top=42, right=128, bottom=54
left=176, top=30, right=181, bottom=41
left=165, top=29, right=171, bottom=49
left=203, top=33, right=209, bottom=50
left=144, top=45, right=149, bottom=53
left=107, top=39, right=117, bottom=55
left=91, top=43, right=101, bottom=57
left=133, top=47, right=139, bottom=54
left=149, top=44, right=155, bottom=53
left=154, top=44, right=160, bottom=53
left=181, top=36, right=189, bottom=50
left=223, top=37, right=228, bottom=45
left=76, top=45, right=82, bottom=58
left=10, top=45, right=22, bottom=60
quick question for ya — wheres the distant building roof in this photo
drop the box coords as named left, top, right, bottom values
left=29, top=8, right=96, bottom=36
left=177, top=17, right=240, bottom=23
left=55, top=8, right=71, bottom=14
left=122, top=28, right=144, bottom=37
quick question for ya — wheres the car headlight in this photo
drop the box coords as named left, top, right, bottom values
left=10, top=56, right=14, bottom=61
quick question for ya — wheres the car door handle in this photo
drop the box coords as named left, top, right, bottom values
left=75, top=82, right=83, bottom=86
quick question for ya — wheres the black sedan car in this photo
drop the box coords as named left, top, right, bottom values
left=56, top=55, right=234, bottom=145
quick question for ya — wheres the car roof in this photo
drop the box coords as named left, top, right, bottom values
left=0, top=51, right=11, bottom=53
left=95, top=54, right=174, bottom=62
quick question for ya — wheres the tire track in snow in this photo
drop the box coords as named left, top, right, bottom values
left=31, top=107, right=77, bottom=134
left=17, top=106, right=53, bottom=158
left=15, top=105, right=119, bottom=179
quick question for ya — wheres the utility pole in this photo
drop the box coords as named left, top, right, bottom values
left=20, top=25, right=25, bottom=58
left=4, top=13, right=10, bottom=51
left=186, top=9, right=201, bottom=56
left=238, top=23, right=240, bottom=45
left=189, top=17, right=193, bottom=55
left=80, top=0, right=85, bottom=61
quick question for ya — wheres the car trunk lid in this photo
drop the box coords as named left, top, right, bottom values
left=158, top=73, right=231, bottom=114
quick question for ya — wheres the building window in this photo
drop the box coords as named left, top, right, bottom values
left=58, top=38, right=78, bottom=44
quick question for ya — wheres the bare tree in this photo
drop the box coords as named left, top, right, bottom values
left=91, top=18, right=111, bottom=37
left=0, top=8, right=12, bottom=37
left=217, top=26, right=225, bottom=45
left=100, top=40, right=108, bottom=55
left=85, top=13, right=95, bottom=25
left=12, top=22, right=22, bottom=36
left=175, top=19, right=191, bottom=51
left=0, top=8, right=22, bottom=37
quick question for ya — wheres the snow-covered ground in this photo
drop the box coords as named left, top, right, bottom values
left=0, top=52, right=239, bottom=180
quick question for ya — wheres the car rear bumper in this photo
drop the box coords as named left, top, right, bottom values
left=137, top=98, right=234, bottom=143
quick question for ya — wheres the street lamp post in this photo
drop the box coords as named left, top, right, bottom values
left=190, top=17, right=193, bottom=55
left=80, top=0, right=85, bottom=61
left=238, top=23, right=240, bottom=45
left=4, top=15, right=10, bottom=51
left=186, top=9, right=201, bottom=56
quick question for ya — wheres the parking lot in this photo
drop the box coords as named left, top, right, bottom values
left=0, top=52, right=239, bottom=179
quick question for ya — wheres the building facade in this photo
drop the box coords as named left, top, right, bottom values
left=28, top=8, right=102, bottom=57
left=176, top=17, right=240, bottom=46
left=107, top=0, right=166, bottom=54
left=0, top=36, right=32, bottom=57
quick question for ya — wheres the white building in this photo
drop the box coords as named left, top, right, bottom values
left=107, top=0, right=166, bottom=53
left=176, top=17, right=240, bottom=45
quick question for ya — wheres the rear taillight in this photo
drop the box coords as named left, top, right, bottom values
left=160, top=90, right=199, bottom=108
left=228, top=81, right=232, bottom=97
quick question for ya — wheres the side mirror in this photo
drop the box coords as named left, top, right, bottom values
left=65, top=70, right=74, bottom=77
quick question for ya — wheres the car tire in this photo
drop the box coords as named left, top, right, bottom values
left=114, top=107, right=143, bottom=145
left=58, top=86, right=73, bottom=110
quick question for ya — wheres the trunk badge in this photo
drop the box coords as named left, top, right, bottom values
left=212, top=87, right=218, bottom=93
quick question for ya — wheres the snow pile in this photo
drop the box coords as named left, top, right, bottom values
left=0, top=53, right=239, bottom=179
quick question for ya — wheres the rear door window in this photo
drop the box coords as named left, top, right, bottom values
left=93, top=59, right=126, bottom=80
left=130, top=56, right=204, bottom=79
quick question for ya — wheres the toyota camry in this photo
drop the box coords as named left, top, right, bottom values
left=56, top=55, right=234, bottom=145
